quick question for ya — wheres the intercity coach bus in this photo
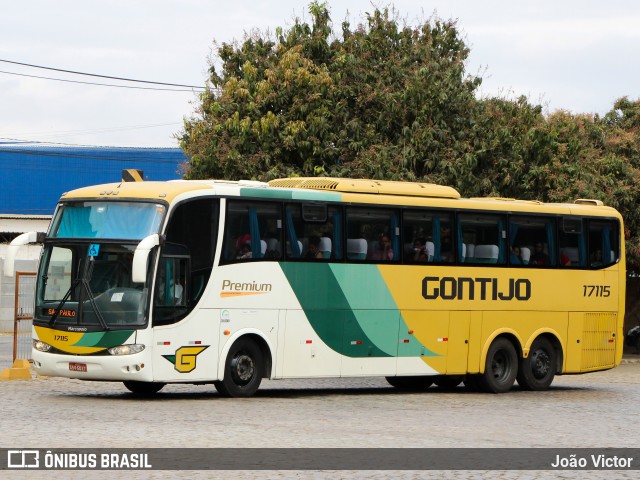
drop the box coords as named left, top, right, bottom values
left=5, top=177, right=625, bottom=396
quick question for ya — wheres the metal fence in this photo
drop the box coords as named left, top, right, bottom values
left=13, top=271, right=36, bottom=362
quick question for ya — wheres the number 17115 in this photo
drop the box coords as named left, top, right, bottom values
left=583, top=285, right=610, bottom=297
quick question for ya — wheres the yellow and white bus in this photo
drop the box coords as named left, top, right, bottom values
left=6, top=177, right=625, bottom=395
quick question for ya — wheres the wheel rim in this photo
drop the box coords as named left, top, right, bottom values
left=530, top=349, right=551, bottom=380
left=230, top=352, right=255, bottom=385
left=491, top=351, right=511, bottom=381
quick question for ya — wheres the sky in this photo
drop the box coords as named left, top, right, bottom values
left=1, top=0, right=639, bottom=148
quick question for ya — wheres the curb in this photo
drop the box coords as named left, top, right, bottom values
left=0, top=359, right=32, bottom=380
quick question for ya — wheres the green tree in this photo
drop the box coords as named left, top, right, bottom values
left=179, top=2, right=481, bottom=182
left=178, top=2, right=640, bottom=272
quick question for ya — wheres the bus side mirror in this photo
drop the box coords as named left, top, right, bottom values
left=3, top=231, right=43, bottom=277
left=132, top=234, right=161, bottom=283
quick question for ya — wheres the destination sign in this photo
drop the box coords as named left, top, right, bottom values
left=43, top=308, right=77, bottom=318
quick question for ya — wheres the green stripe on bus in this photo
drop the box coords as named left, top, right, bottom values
left=280, top=262, right=438, bottom=358
left=280, top=263, right=390, bottom=357
left=329, top=264, right=437, bottom=357
left=239, top=188, right=293, bottom=199
left=72, top=330, right=134, bottom=348
left=329, top=264, right=400, bottom=356
left=280, top=263, right=392, bottom=357
left=239, top=188, right=342, bottom=202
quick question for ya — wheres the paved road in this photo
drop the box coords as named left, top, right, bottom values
left=2, top=360, right=640, bottom=479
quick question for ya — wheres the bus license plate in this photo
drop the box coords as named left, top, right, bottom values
left=69, top=362, right=87, bottom=372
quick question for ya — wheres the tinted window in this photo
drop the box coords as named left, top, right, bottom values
left=223, top=201, right=282, bottom=262
left=345, top=207, right=400, bottom=262
left=459, top=214, right=506, bottom=265
left=403, top=210, right=453, bottom=263
left=509, top=216, right=556, bottom=267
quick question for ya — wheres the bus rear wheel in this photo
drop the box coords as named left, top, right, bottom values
left=385, top=376, right=433, bottom=390
left=517, top=337, right=556, bottom=391
left=480, top=338, right=518, bottom=393
left=123, top=381, right=165, bottom=395
left=214, top=337, right=264, bottom=397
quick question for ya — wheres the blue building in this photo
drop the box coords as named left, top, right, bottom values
left=0, top=144, right=187, bottom=215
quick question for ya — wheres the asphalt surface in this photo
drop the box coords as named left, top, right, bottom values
left=3, top=333, right=640, bottom=479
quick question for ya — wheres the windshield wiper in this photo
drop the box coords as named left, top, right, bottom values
left=49, top=278, right=80, bottom=328
left=80, top=279, right=109, bottom=331
left=49, top=278, right=109, bottom=330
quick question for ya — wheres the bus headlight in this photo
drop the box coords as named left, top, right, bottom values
left=108, top=344, right=145, bottom=356
left=33, top=340, right=52, bottom=352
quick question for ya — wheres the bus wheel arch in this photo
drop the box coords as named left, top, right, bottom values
left=480, top=335, right=519, bottom=394
left=214, top=334, right=272, bottom=398
left=517, top=334, right=561, bottom=391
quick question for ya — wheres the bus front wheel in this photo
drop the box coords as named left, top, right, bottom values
left=214, top=337, right=264, bottom=397
left=517, top=337, right=556, bottom=391
left=123, top=381, right=165, bottom=395
left=480, top=338, right=518, bottom=393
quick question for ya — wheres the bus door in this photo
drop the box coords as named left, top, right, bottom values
left=151, top=252, right=219, bottom=382
left=152, top=309, right=221, bottom=382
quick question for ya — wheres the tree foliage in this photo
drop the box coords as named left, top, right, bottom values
left=179, top=2, right=640, bottom=270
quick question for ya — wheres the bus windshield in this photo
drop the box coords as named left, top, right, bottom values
left=51, top=201, right=165, bottom=240
left=35, top=242, right=151, bottom=329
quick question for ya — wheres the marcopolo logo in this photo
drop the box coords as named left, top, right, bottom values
left=422, top=276, right=532, bottom=301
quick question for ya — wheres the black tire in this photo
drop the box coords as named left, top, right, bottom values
left=433, top=375, right=463, bottom=390
left=123, top=381, right=165, bottom=395
left=214, top=338, right=264, bottom=397
left=517, top=337, right=557, bottom=391
left=385, top=376, right=433, bottom=390
left=480, top=338, right=518, bottom=393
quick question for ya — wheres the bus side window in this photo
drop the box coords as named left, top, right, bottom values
left=346, top=206, right=400, bottom=263
left=224, top=201, right=283, bottom=262
left=589, top=219, right=619, bottom=268
left=559, top=217, right=586, bottom=268
left=459, top=214, right=506, bottom=265
left=508, top=216, right=555, bottom=267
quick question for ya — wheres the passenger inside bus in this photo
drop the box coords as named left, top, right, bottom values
left=237, top=243, right=252, bottom=259
left=530, top=242, right=549, bottom=265
left=413, top=238, right=429, bottom=262
left=370, top=234, right=394, bottom=261
left=591, top=248, right=603, bottom=267
left=440, top=226, right=453, bottom=261
left=510, top=246, right=522, bottom=264
left=305, top=236, right=323, bottom=260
